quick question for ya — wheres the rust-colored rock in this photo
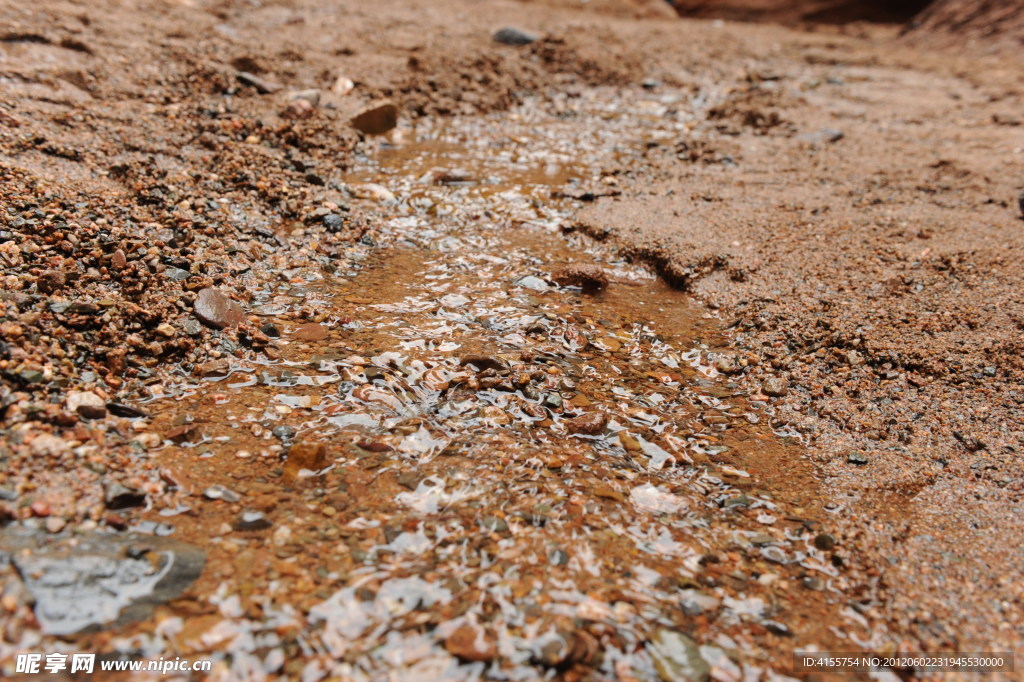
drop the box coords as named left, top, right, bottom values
left=284, top=442, right=330, bottom=481
left=194, top=287, right=245, bottom=330
left=36, top=270, right=65, bottom=294
left=566, top=411, right=609, bottom=435
left=444, top=624, right=498, bottom=662
left=350, top=100, right=399, bottom=135
left=166, top=424, right=204, bottom=444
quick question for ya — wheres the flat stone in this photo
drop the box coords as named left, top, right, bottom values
left=291, top=323, right=328, bottom=341
left=566, top=411, right=608, bottom=435
left=106, top=403, right=149, bottom=419
left=459, top=354, right=510, bottom=372
left=0, top=529, right=204, bottom=636
left=236, top=71, right=281, bottom=94
left=194, top=287, right=245, bottom=330
left=166, top=423, right=204, bottom=444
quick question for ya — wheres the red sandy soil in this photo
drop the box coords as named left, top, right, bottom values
left=2, top=0, right=1023, bottom=675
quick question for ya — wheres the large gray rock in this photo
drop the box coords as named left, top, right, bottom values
left=0, top=529, right=205, bottom=635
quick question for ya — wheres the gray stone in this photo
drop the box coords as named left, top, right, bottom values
left=493, top=27, right=537, bottom=46
left=0, top=529, right=204, bottom=636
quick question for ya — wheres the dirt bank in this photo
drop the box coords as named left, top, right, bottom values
left=903, top=0, right=1024, bottom=52
left=669, top=0, right=931, bottom=25
left=574, top=17, right=1024, bottom=661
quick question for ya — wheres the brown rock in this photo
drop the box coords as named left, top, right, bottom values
left=282, top=98, right=315, bottom=120
left=195, top=359, right=230, bottom=378
left=111, top=249, right=128, bottom=270
left=194, top=287, right=245, bottom=330
left=167, top=424, right=204, bottom=444
left=37, top=270, right=66, bottom=294
left=566, top=411, right=609, bottom=435
left=356, top=437, right=392, bottom=452
left=762, top=376, right=789, bottom=397
left=350, top=100, right=399, bottom=135
left=444, top=624, right=498, bottom=662
left=459, top=354, right=510, bottom=372
left=291, top=323, right=328, bottom=341
left=551, top=264, right=608, bottom=293
left=284, top=441, right=330, bottom=481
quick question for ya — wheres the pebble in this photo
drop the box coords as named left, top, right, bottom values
left=111, top=249, right=128, bottom=270
left=515, top=275, right=549, bottom=291
left=103, top=481, right=147, bottom=510
left=444, top=624, right=498, bottom=662
left=282, top=98, right=315, bottom=120
left=566, top=411, right=608, bottom=435
left=45, top=517, right=66, bottom=534
left=493, top=27, right=538, bottom=46
left=714, top=356, right=740, bottom=374
left=323, top=213, right=345, bottom=233
left=648, top=629, right=710, bottom=682
left=761, top=376, right=789, bottom=396
left=332, top=75, right=354, bottom=97
left=814, top=533, right=836, bottom=551
left=234, top=510, right=272, bottom=531
left=203, top=485, right=241, bottom=503
left=284, top=442, right=329, bottom=479
left=36, top=270, right=66, bottom=294
left=194, top=287, right=245, bottom=330
left=350, top=100, right=399, bottom=135
left=459, top=354, right=509, bottom=372
left=31, top=433, right=71, bottom=457
left=350, top=183, right=395, bottom=202
left=847, top=451, right=869, bottom=465
left=65, top=390, right=107, bottom=419
left=272, top=425, right=296, bottom=441
left=287, top=89, right=321, bottom=106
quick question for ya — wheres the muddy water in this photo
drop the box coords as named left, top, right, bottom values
left=64, top=90, right=871, bottom=679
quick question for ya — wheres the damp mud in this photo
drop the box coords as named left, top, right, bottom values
left=3, top=89, right=863, bottom=679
